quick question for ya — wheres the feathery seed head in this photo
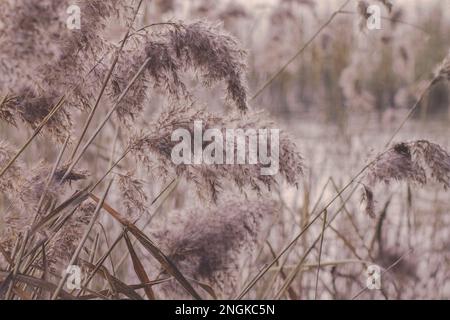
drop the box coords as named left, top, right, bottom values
left=153, top=196, right=278, bottom=298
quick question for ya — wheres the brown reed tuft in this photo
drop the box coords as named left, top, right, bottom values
left=46, top=201, right=96, bottom=274
left=117, top=172, right=149, bottom=222
left=0, top=0, right=131, bottom=139
left=152, top=196, right=278, bottom=299
left=0, top=140, right=88, bottom=250
left=109, top=20, right=249, bottom=125
left=362, top=140, right=450, bottom=217
left=128, top=103, right=303, bottom=202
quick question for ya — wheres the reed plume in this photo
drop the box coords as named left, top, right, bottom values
left=117, top=172, right=149, bottom=222
left=46, top=201, right=96, bottom=274
left=152, top=196, right=278, bottom=299
left=109, top=20, right=249, bottom=125
left=362, top=140, right=450, bottom=217
left=0, top=140, right=87, bottom=251
left=129, top=104, right=303, bottom=202
left=0, top=0, right=131, bottom=139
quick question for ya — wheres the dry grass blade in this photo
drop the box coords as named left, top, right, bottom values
left=12, top=286, right=33, bottom=300
left=275, top=186, right=358, bottom=299
left=77, top=179, right=178, bottom=297
left=106, top=178, right=179, bottom=275
left=268, top=259, right=374, bottom=271
left=236, top=185, right=358, bottom=299
left=78, top=289, right=111, bottom=300
left=264, top=241, right=298, bottom=299
left=88, top=194, right=202, bottom=300
left=76, top=228, right=125, bottom=297
left=61, top=58, right=151, bottom=182
left=186, top=278, right=218, bottom=300
left=0, top=96, right=65, bottom=179
left=5, top=230, right=29, bottom=299
left=0, top=95, right=7, bottom=108
left=82, top=260, right=143, bottom=300
left=123, top=231, right=155, bottom=299
left=30, top=185, right=91, bottom=235
left=275, top=235, right=320, bottom=299
left=250, top=0, right=351, bottom=100
left=384, top=81, right=435, bottom=148
left=314, top=210, right=328, bottom=300
left=0, top=273, right=13, bottom=298
left=0, top=271, right=74, bottom=300
left=123, top=223, right=204, bottom=300
left=51, top=179, right=114, bottom=300
left=352, top=249, right=414, bottom=300
left=33, top=134, right=70, bottom=223
left=68, top=0, right=145, bottom=160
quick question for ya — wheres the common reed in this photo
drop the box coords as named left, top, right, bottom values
left=0, top=0, right=449, bottom=301
left=46, top=202, right=96, bottom=274
left=0, top=140, right=88, bottom=266
left=152, top=196, right=278, bottom=299
left=363, top=140, right=450, bottom=217
left=0, top=0, right=300, bottom=300
left=0, top=0, right=130, bottom=139
left=128, top=103, right=303, bottom=202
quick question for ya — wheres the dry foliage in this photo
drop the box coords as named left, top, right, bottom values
left=0, top=0, right=449, bottom=300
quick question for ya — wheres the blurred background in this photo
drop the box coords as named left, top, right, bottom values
left=146, top=0, right=450, bottom=122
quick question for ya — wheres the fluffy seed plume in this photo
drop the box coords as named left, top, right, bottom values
left=0, top=0, right=131, bottom=139
left=152, top=197, right=278, bottom=299
left=0, top=140, right=88, bottom=249
left=128, top=104, right=303, bottom=202
left=109, top=20, right=248, bottom=124
left=362, top=140, right=450, bottom=217
left=169, top=21, right=248, bottom=111
left=46, top=201, right=96, bottom=274
left=117, top=172, right=149, bottom=222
